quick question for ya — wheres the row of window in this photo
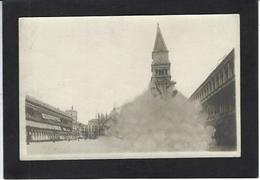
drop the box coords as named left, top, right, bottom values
left=205, top=101, right=235, bottom=118
left=27, top=128, right=72, bottom=142
left=193, top=61, right=234, bottom=101
left=155, top=69, right=168, bottom=76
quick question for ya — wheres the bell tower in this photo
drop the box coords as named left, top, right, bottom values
left=150, top=24, right=177, bottom=97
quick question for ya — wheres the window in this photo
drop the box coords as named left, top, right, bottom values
left=215, top=76, right=219, bottom=88
left=226, top=64, right=230, bottom=79
left=230, top=62, right=234, bottom=77
left=219, top=72, right=223, bottom=85
left=222, top=68, right=226, bottom=83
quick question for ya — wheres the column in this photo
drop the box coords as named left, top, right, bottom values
left=223, top=68, right=227, bottom=83
left=227, top=63, right=232, bottom=79
left=219, top=72, right=222, bottom=86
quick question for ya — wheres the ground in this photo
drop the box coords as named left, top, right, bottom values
left=27, top=137, right=126, bottom=155
left=27, top=138, right=236, bottom=156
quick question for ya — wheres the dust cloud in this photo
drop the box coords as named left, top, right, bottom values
left=104, top=89, right=215, bottom=152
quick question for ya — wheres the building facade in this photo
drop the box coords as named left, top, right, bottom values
left=87, top=119, right=100, bottom=139
left=149, top=24, right=177, bottom=97
left=65, top=106, right=77, bottom=122
left=189, top=49, right=236, bottom=148
left=87, top=113, right=109, bottom=139
left=78, top=122, right=88, bottom=139
left=25, top=96, right=75, bottom=144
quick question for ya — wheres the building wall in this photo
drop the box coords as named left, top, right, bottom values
left=87, top=119, right=99, bottom=139
left=65, top=108, right=78, bottom=122
left=87, top=114, right=109, bottom=139
left=26, top=96, right=74, bottom=144
left=189, top=49, right=236, bottom=147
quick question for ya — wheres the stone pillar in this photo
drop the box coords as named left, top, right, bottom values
left=223, top=68, right=227, bottom=83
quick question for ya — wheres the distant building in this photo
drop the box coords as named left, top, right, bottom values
left=65, top=106, right=77, bottom=122
left=87, top=113, right=109, bottom=139
left=189, top=49, right=236, bottom=148
left=87, top=119, right=99, bottom=139
left=77, top=122, right=88, bottom=139
left=71, top=122, right=80, bottom=139
left=149, top=24, right=177, bottom=97
left=25, top=96, right=74, bottom=144
left=69, top=121, right=89, bottom=140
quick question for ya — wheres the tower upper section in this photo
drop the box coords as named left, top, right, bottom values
left=150, top=24, right=177, bottom=97
left=152, top=24, right=170, bottom=65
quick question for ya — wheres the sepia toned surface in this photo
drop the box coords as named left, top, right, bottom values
left=19, top=15, right=240, bottom=160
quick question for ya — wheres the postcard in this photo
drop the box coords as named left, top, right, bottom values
left=19, top=14, right=240, bottom=160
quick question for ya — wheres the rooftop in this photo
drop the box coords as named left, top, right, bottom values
left=26, top=95, right=72, bottom=118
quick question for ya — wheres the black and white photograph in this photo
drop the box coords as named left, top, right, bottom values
left=19, top=15, right=240, bottom=160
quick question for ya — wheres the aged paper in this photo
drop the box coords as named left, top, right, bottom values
left=19, top=15, right=240, bottom=160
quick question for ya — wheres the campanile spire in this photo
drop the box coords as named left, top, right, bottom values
left=153, top=23, right=168, bottom=52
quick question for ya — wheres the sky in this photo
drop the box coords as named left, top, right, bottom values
left=19, top=15, right=239, bottom=123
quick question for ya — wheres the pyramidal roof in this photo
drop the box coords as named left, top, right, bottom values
left=153, top=24, right=168, bottom=52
